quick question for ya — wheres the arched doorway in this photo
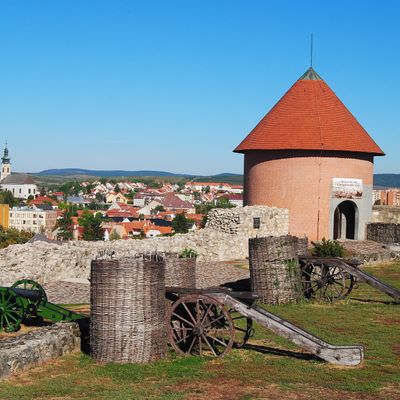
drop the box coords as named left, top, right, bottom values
left=333, top=201, right=358, bottom=240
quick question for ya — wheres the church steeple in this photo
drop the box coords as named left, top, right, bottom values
left=1, top=142, right=11, bottom=181
left=2, top=141, right=10, bottom=164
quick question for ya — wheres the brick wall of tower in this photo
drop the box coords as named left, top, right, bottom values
left=244, top=150, right=374, bottom=241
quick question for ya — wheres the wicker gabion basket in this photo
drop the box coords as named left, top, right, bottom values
left=295, top=236, right=309, bottom=257
left=249, top=235, right=305, bottom=305
left=90, top=254, right=166, bottom=363
left=164, top=252, right=196, bottom=288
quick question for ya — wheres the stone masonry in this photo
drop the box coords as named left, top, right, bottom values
left=0, top=323, right=81, bottom=381
left=0, top=206, right=289, bottom=286
left=370, top=206, right=400, bottom=224
left=206, top=205, right=289, bottom=237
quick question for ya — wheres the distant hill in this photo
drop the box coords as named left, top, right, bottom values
left=35, top=168, right=244, bottom=184
left=38, top=168, right=193, bottom=178
left=32, top=169, right=400, bottom=188
left=373, top=174, right=400, bottom=189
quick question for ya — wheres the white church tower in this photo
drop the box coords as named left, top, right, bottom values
left=1, top=142, right=11, bottom=181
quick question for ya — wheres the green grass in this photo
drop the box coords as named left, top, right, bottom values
left=0, top=262, right=399, bottom=399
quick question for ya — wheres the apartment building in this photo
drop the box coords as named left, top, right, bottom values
left=9, top=206, right=58, bottom=235
left=373, top=189, right=400, bottom=206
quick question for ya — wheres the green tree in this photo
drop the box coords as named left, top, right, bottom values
left=78, top=211, right=104, bottom=241
left=88, top=201, right=102, bottom=210
left=58, top=203, right=78, bottom=216
left=56, top=212, right=73, bottom=240
left=85, top=183, right=94, bottom=194
left=177, top=181, right=185, bottom=192
left=95, top=193, right=106, bottom=203
left=58, top=181, right=83, bottom=197
left=149, top=181, right=163, bottom=189
left=114, top=184, right=121, bottom=193
left=0, top=190, right=18, bottom=207
left=0, top=226, right=34, bottom=249
left=195, top=202, right=214, bottom=215
left=215, top=197, right=235, bottom=209
left=172, top=213, right=190, bottom=234
left=153, top=205, right=165, bottom=212
left=125, top=190, right=136, bottom=200
left=193, top=191, right=201, bottom=200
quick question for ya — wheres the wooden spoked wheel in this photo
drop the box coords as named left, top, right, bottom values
left=11, top=279, right=47, bottom=316
left=302, top=263, right=355, bottom=302
left=0, top=289, right=24, bottom=332
left=168, top=294, right=235, bottom=357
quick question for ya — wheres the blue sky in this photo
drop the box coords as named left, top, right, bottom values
left=0, top=0, right=399, bottom=175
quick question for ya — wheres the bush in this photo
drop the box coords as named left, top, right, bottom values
left=0, top=227, right=34, bottom=249
left=312, top=237, right=345, bottom=257
left=179, top=248, right=197, bottom=258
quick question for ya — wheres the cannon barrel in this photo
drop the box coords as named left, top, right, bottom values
left=9, top=287, right=43, bottom=302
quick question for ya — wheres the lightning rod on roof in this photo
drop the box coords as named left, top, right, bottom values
left=310, top=33, right=314, bottom=68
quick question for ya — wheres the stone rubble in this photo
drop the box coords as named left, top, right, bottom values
left=340, top=240, right=400, bottom=263
left=0, top=322, right=81, bottom=381
left=0, top=206, right=288, bottom=286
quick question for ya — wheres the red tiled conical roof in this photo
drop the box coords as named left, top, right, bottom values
left=234, top=68, right=384, bottom=156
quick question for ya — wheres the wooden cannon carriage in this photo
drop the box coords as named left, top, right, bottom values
left=165, top=286, right=364, bottom=366
left=164, top=256, right=399, bottom=365
left=299, top=256, right=400, bottom=302
left=1, top=277, right=364, bottom=366
left=3, top=256, right=399, bottom=367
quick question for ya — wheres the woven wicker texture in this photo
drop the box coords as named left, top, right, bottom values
left=164, top=252, right=196, bottom=288
left=249, top=235, right=304, bottom=304
left=295, top=237, right=309, bottom=256
left=90, top=255, right=166, bottom=363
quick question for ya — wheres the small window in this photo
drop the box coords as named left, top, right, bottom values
left=253, top=217, right=261, bottom=229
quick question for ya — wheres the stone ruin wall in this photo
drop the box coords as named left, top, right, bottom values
left=0, top=205, right=289, bottom=286
left=206, top=206, right=289, bottom=237
left=370, top=206, right=400, bottom=224
left=0, top=323, right=81, bottom=381
left=367, top=206, right=400, bottom=245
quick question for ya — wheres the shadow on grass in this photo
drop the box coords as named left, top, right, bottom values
left=242, top=343, right=321, bottom=362
left=349, top=297, right=399, bottom=305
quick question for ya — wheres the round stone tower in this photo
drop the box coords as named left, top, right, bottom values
left=234, top=68, right=384, bottom=241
